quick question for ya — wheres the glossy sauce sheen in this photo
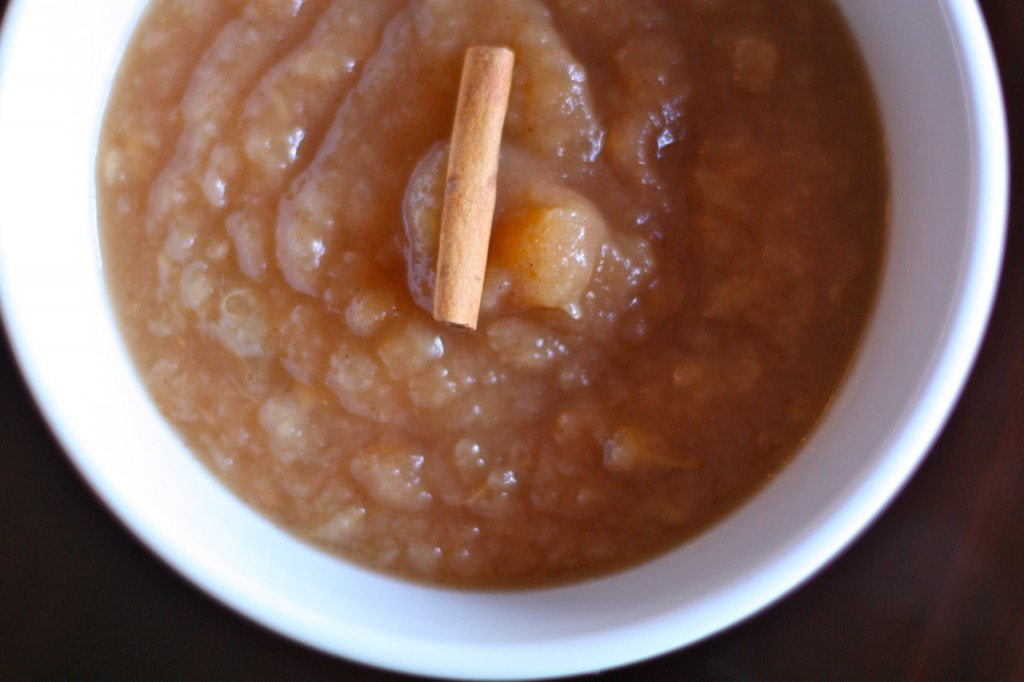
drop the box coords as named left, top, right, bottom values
left=99, top=0, right=887, bottom=587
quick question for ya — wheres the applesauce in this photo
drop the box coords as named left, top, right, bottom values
left=98, top=0, right=887, bottom=587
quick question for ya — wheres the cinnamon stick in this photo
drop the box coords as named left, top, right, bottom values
left=433, top=46, right=515, bottom=330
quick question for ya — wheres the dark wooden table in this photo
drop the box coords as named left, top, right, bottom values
left=2, top=2, right=1021, bottom=679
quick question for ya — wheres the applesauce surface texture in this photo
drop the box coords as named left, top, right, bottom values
left=99, top=0, right=887, bottom=587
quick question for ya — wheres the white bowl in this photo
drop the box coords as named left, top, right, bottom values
left=0, top=0, right=1007, bottom=678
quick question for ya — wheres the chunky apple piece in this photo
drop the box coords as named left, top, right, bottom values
left=490, top=186, right=606, bottom=317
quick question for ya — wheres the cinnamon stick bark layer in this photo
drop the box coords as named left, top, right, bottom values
left=433, top=46, right=516, bottom=330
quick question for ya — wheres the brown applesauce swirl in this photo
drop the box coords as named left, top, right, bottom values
left=99, top=0, right=886, bottom=587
